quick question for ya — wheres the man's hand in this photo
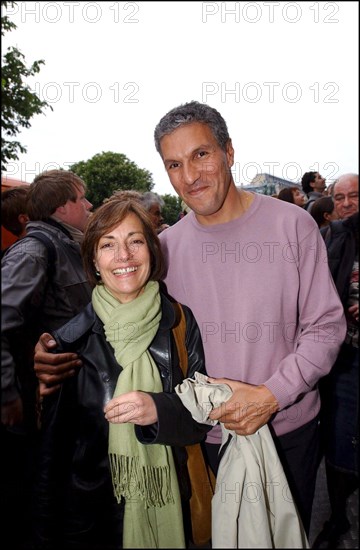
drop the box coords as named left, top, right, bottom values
left=158, top=224, right=170, bottom=233
left=104, top=391, right=158, bottom=425
left=1, top=397, right=24, bottom=426
left=208, top=378, right=279, bottom=435
left=348, top=304, right=359, bottom=322
left=34, top=333, right=82, bottom=396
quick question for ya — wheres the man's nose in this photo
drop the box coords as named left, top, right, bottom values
left=182, top=161, right=201, bottom=185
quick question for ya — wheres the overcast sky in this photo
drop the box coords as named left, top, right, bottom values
left=2, top=1, right=359, bottom=195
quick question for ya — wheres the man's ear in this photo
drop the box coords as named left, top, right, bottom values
left=53, top=204, right=67, bottom=221
left=226, top=139, right=235, bottom=168
left=56, top=205, right=67, bottom=214
left=18, top=213, right=29, bottom=225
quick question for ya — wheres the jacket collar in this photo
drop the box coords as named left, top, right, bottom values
left=45, top=217, right=74, bottom=239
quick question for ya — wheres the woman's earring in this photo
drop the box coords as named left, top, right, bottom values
left=96, top=270, right=101, bottom=277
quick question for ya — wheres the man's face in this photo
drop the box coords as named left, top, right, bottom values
left=159, top=122, right=234, bottom=223
left=62, top=185, right=93, bottom=231
left=312, top=173, right=326, bottom=193
left=333, top=175, right=359, bottom=219
left=147, top=203, right=164, bottom=228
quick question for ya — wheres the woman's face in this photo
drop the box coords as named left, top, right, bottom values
left=292, top=189, right=306, bottom=206
left=94, top=212, right=151, bottom=303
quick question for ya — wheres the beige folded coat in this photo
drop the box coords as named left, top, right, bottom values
left=175, top=372, right=309, bottom=549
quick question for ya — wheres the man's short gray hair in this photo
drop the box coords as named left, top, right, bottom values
left=154, top=101, right=230, bottom=156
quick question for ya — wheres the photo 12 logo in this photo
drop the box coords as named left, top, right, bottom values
left=29, top=81, right=140, bottom=104
left=202, top=81, right=340, bottom=104
left=201, top=2, right=340, bottom=24
left=4, top=2, right=140, bottom=24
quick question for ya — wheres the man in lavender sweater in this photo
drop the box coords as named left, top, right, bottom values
left=154, top=101, right=345, bottom=535
left=35, top=101, right=346, bottom=536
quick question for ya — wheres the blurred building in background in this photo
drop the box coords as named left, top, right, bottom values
left=241, top=173, right=301, bottom=196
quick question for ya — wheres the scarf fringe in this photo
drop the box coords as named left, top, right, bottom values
left=109, top=453, right=175, bottom=508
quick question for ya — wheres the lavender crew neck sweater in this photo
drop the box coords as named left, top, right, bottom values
left=160, top=193, right=346, bottom=442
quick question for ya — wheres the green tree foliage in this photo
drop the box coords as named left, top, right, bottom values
left=1, top=1, right=52, bottom=170
left=69, top=151, right=155, bottom=209
left=162, top=194, right=182, bottom=226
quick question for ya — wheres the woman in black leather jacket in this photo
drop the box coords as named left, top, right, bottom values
left=33, top=196, right=209, bottom=550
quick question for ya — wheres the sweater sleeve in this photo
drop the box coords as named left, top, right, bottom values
left=264, top=223, right=347, bottom=410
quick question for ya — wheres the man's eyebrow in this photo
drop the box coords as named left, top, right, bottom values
left=334, top=192, right=358, bottom=197
left=163, top=144, right=215, bottom=164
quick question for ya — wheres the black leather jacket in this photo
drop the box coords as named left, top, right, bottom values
left=321, top=212, right=358, bottom=306
left=33, top=292, right=209, bottom=549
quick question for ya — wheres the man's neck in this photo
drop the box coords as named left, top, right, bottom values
left=195, top=184, right=255, bottom=226
left=50, top=216, right=84, bottom=243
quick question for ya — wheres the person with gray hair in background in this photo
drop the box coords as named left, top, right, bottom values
left=313, top=173, right=359, bottom=548
left=107, top=190, right=170, bottom=234
left=141, top=191, right=170, bottom=233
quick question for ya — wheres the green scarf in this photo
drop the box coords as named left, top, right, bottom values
left=92, top=281, right=185, bottom=549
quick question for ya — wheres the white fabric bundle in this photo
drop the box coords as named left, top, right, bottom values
left=175, top=372, right=309, bottom=549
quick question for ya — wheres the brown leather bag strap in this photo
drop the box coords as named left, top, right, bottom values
left=171, top=301, right=215, bottom=546
left=172, top=301, right=188, bottom=377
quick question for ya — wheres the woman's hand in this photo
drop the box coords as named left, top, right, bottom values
left=104, top=391, right=158, bottom=425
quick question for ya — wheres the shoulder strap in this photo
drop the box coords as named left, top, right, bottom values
left=171, top=302, right=188, bottom=377
left=172, top=302, right=215, bottom=547
left=29, top=232, right=56, bottom=281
